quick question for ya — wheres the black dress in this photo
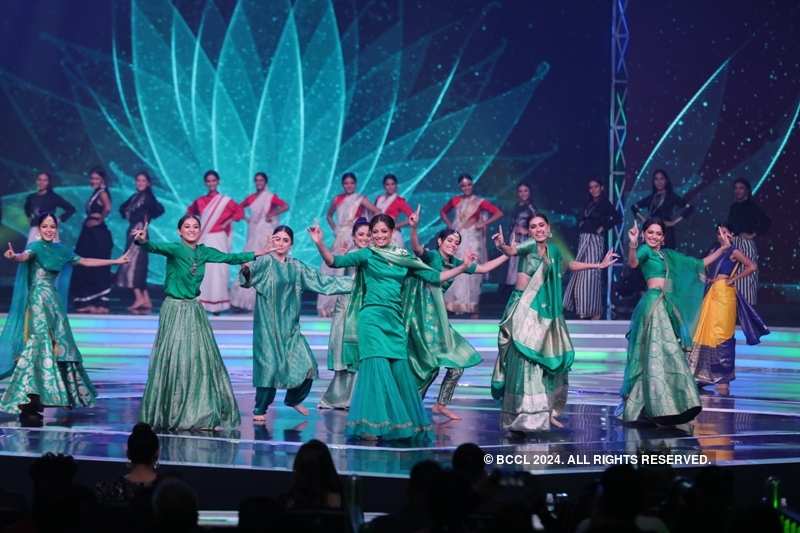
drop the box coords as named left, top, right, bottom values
left=116, top=189, right=165, bottom=289
left=631, top=191, right=692, bottom=248
left=71, top=188, right=114, bottom=305
left=24, top=190, right=76, bottom=226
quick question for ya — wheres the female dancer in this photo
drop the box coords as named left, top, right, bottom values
left=504, top=182, right=537, bottom=288
left=71, top=168, right=114, bottom=314
left=407, top=209, right=508, bottom=420
left=725, top=178, right=770, bottom=305
left=563, top=178, right=620, bottom=319
left=317, top=172, right=380, bottom=317
left=688, top=225, right=769, bottom=394
left=374, top=174, right=414, bottom=247
left=492, top=214, right=617, bottom=432
left=133, top=217, right=272, bottom=430
left=631, top=169, right=692, bottom=249
left=319, top=217, right=371, bottom=410
left=0, top=213, right=128, bottom=415
left=230, top=172, right=290, bottom=311
left=240, top=225, right=352, bottom=421
left=620, top=219, right=730, bottom=425
left=116, top=171, right=165, bottom=311
left=440, top=174, right=503, bottom=318
left=187, top=170, right=245, bottom=313
left=23, top=172, right=76, bottom=243
left=309, top=214, right=474, bottom=440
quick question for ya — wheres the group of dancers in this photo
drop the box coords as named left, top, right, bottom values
left=0, top=167, right=771, bottom=440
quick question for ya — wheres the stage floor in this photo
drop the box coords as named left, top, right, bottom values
left=1, top=314, right=800, bottom=479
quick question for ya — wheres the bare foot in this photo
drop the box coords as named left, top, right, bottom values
left=432, top=403, right=462, bottom=420
left=292, top=404, right=309, bottom=416
left=252, top=414, right=266, bottom=422
left=549, top=414, right=565, bottom=429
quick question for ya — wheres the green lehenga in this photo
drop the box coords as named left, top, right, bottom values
left=620, top=246, right=705, bottom=424
left=491, top=242, right=574, bottom=432
left=0, top=240, right=96, bottom=413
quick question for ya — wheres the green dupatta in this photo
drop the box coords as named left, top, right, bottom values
left=504, top=242, right=574, bottom=372
left=661, top=249, right=705, bottom=349
left=340, top=245, right=434, bottom=365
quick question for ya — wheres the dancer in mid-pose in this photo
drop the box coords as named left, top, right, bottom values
left=492, top=214, right=617, bottom=432
left=23, top=172, right=76, bottom=243
left=309, top=214, right=474, bottom=441
left=71, top=167, right=114, bottom=314
left=187, top=170, right=245, bottom=313
left=240, top=225, right=352, bottom=421
left=440, top=174, right=503, bottom=318
left=230, top=172, right=289, bottom=311
left=563, top=178, right=620, bottom=319
left=0, top=214, right=128, bottom=416
left=620, top=219, right=730, bottom=425
left=688, top=225, right=769, bottom=395
left=319, top=218, right=371, bottom=410
left=134, top=217, right=272, bottom=430
left=116, top=171, right=165, bottom=311
left=631, top=169, right=692, bottom=249
left=407, top=209, right=508, bottom=420
left=374, top=174, right=414, bottom=247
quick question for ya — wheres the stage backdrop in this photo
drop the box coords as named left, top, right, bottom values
left=0, top=0, right=796, bottom=315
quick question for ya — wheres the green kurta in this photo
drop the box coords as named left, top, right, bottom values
left=331, top=245, right=440, bottom=440
left=0, top=240, right=96, bottom=413
left=491, top=240, right=574, bottom=432
left=138, top=240, right=254, bottom=430
left=405, top=249, right=480, bottom=389
left=620, top=245, right=705, bottom=424
left=240, top=254, right=352, bottom=389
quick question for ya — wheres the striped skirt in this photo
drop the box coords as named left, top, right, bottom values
left=732, top=237, right=758, bottom=305
left=563, top=233, right=604, bottom=318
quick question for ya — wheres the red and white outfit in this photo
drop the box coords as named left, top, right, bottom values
left=375, top=193, right=413, bottom=247
left=187, top=191, right=245, bottom=312
left=317, top=193, right=365, bottom=316
left=440, top=195, right=501, bottom=314
left=230, top=188, right=288, bottom=310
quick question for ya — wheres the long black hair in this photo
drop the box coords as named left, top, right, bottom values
left=436, top=228, right=462, bottom=245
left=733, top=178, right=752, bottom=199
left=352, top=217, right=369, bottom=236
left=651, top=169, right=674, bottom=195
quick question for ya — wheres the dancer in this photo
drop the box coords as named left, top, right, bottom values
left=71, top=168, right=114, bottom=314
left=619, top=219, right=730, bottom=425
left=134, top=217, right=272, bottom=430
left=0, top=213, right=129, bottom=416
left=563, top=178, right=620, bottom=319
left=239, top=225, right=352, bottom=421
left=309, top=214, right=474, bottom=441
left=230, top=172, right=289, bottom=311
left=725, top=178, right=770, bottom=305
left=407, top=209, right=508, bottom=420
left=317, top=172, right=380, bottom=317
left=631, top=169, right=692, bottom=249
left=374, top=174, right=414, bottom=247
left=492, top=214, right=617, bottom=432
left=116, top=171, right=165, bottom=311
left=688, top=225, right=769, bottom=394
left=319, top=217, right=371, bottom=410
left=440, top=174, right=503, bottom=318
left=504, top=182, right=537, bottom=289
left=23, top=172, right=76, bottom=243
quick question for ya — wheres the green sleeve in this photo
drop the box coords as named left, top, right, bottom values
left=636, top=245, right=651, bottom=265
left=203, top=246, right=256, bottom=265
left=464, top=262, right=477, bottom=274
left=412, top=267, right=442, bottom=286
left=421, top=249, right=439, bottom=265
left=331, top=247, right=371, bottom=268
left=71, top=255, right=82, bottom=265
left=299, top=261, right=354, bottom=295
left=516, top=239, right=538, bottom=257
left=239, top=255, right=271, bottom=289
left=141, top=241, right=176, bottom=257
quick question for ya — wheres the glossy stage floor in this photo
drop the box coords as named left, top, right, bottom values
left=1, top=314, right=800, bottom=509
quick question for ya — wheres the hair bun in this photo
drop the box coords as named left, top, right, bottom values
left=354, top=217, right=368, bottom=225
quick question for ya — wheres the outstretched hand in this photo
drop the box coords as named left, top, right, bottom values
left=463, top=250, right=478, bottom=264
left=114, top=251, right=131, bottom=265
left=718, top=226, right=732, bottom=249
left=4, top=242, right=16, bottom=260
left=256, top=245, right=277, bottom=257
left=599, top=250, right=619, bottom=269
left=307, top=225, right=324, bottom=244
left=132, top=222, right=149, bottom=242
left=408, top=205, right=421, bottom=228
left=492, top=225, right=506, bottom=247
